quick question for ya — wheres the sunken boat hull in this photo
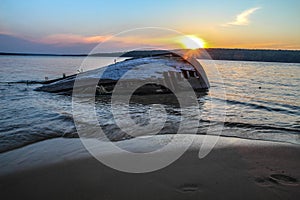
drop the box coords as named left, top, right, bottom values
left=35, top=55, right=210, bottom=95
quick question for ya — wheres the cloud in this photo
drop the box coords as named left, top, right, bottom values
left=224, top=7, right=261, bottom=26
left=36, top=34, right=111, bottom=45
left=0, top=33, right=99, bottom=54
left=34, top=34, right=160, bottom=46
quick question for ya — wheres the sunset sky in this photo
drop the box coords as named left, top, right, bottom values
left=0, top=0, right=299, bottom=53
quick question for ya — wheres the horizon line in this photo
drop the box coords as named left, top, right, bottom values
left=1, top=47, right=300, bottom=56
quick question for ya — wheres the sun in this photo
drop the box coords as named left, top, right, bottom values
left=178, top=35, right=206, bottom=49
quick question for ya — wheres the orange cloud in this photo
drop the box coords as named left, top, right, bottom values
left=35, top=33, right=166, bottom=47
left=22, top=31, right=205, bottom=50
left=37, top=34, right=111, bottom=45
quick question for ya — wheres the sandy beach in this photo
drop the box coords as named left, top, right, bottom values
left=0, top=135, right=299, bottom=200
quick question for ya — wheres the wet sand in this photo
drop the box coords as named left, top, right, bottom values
left=0, top=135, right=299, bottom=200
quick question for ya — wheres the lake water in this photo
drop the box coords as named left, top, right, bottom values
left=0, top=55, right=299, bottom=152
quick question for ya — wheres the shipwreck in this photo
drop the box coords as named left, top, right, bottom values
left=35, top=53, right=210, bottom=95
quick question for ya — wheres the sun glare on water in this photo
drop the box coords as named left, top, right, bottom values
left=179, top=35, right=206, bottom=49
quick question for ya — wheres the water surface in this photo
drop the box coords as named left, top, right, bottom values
left=0, top=55, right=299, bottom=152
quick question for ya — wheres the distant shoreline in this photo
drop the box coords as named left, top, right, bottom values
left=1, top=48, right=300, bottom=63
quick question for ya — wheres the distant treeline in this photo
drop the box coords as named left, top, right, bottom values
left=205, top=48, right=300, bottom=63
left=1, top=48, right=299, bottom=63
left=121, top=49, right=300, bottom=63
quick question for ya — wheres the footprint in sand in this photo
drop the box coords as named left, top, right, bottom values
left=254, top=177, right=273, bottom=187
left=179, top=183, right=200, bottom=193
left=255, top=174, right=298, bottom=187
left=269, top=174, right=298, bottom=186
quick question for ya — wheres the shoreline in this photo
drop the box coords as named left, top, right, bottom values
left=1, top=48, right=300, bottom=63
left=0, top=135, right=299, bottom=199
left=1, top=132, right=299, bottom=155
